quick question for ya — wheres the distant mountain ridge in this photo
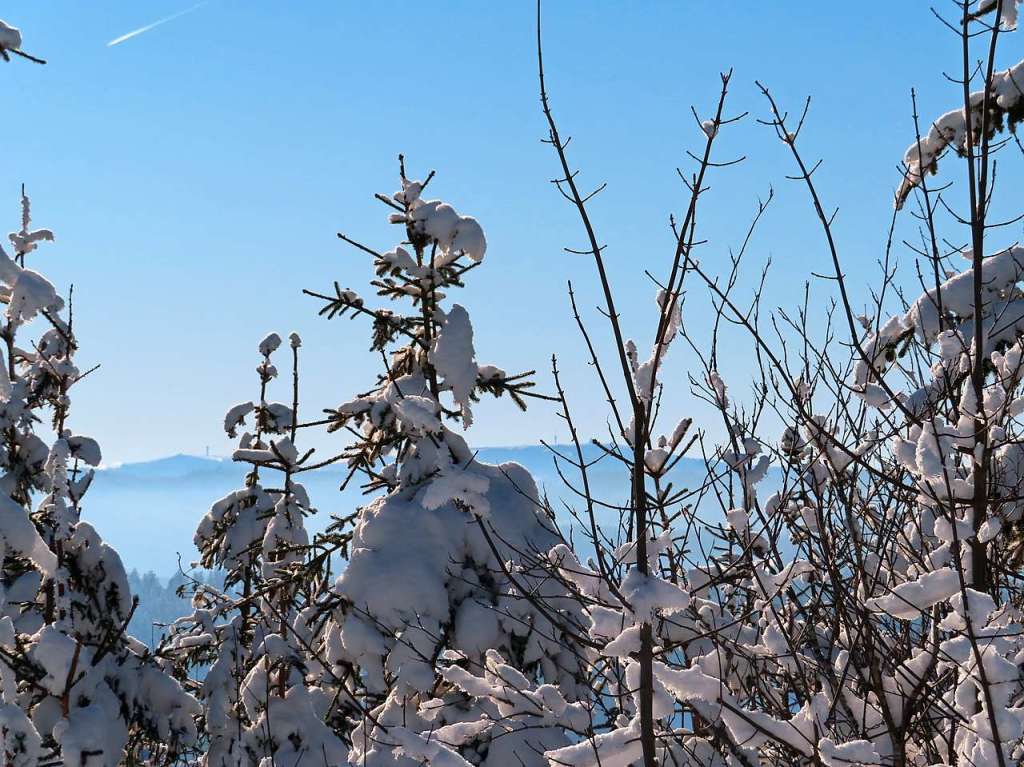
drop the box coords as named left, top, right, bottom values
left=101, top=453, right=232, bottom=480
left=87, top=446, right=748, bottom=577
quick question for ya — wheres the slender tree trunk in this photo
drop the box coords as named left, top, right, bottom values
left=634, top=410, right=657, bottom=767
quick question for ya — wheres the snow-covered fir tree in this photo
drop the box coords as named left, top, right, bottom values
left=299, top=162, right=589, bottom=766
left=0, top=190, right=199, bottom=766
left=165, top=333, right=348, bottom=767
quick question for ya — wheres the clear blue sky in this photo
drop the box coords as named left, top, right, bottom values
left=3, top=2, right=1017, bottom=463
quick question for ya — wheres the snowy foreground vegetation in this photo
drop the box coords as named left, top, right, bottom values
left=5, top=4, right=1024, bottom=765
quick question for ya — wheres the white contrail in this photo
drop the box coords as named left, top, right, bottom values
left=107, top=1, right=208, bottom=47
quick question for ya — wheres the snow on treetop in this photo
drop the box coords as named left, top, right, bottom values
left=258, top=332, right=282, bottom=356
left=9, top=189, right=54, bottom=255
left=0, top=219, right=62, bottom=326
left=391, top=182, right=487, bottom=265
left=0, top=21, right=21, bottom=52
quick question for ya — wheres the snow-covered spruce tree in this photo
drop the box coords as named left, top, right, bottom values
left=164, top=333, right=348, bottom=767
left=302, top=162, right=588, bottom=766
left=0, top=190, right=199, bottom=766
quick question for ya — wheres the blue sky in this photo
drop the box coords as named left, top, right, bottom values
left=3, top=2, right=1018, bottom=463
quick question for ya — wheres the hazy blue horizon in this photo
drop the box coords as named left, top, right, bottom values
left=4, top=2, right=1012, bottom=463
